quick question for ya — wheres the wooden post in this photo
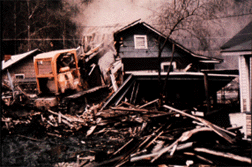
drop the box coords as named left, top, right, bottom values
left=163, top=43, right=175, bottom=104
left=130, top=81, right=136, bottom=103
left=203, top=72, right=210, bottom=113
left=133, top=83, right=140, bottom=104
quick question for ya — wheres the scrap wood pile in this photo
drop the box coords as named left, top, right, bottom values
left=2, top=97, right=251, bottom=166
left=77, top=102, right=251, bottom=167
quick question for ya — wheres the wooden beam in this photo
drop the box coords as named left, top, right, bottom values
left=151, top=127, right=213, bottom=163
left=113, top=138, right=134, bottom=155
left=138, top=98, right=159, bottom=109
left=194, top=147, right=251, bottom=164
left=163, top=105, right=236, bottom=143
left=203, top=72, right=210, bottom=113
left=100, top=74, right=133, bottom=111
left=115, top=80, right=134, bottom=106
left=130, top=81, right=136, bottom=103
left=133, top=82, right=140, bottom=104
left=110, top=106, right=148, bottom=113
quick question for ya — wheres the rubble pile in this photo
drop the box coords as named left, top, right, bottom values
left=77, top=102, right=251, bottom=167
left=3, top=96, right=250, bottom=166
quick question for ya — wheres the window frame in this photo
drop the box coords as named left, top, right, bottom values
left=134, top=35, right=148, bottom=49
left=15, top=74, right=25, bottom=80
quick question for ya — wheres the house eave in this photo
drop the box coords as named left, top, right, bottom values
left=199, top=60, right=222, bottom=64
left=125, top=71, right=237, bottom=78
left=221, top=50, right=252, bottom=56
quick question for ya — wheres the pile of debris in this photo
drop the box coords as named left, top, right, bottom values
left=2, top=96, right=251, bottom=166
left=73, top=101, right=251, bottom=166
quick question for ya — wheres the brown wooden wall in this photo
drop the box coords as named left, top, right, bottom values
left=2, top=56, right=36, bottom=81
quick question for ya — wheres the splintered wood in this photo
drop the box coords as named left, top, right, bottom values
left=79, top=102, right=251, bottom=166
left=1, top=98, right=251, bottom=166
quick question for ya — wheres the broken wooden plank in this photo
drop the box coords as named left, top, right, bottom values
left=115, top=159, right=128, bottom=167
left=77, top=155, right=95, bottom=162
left=120, top=101, right=135, bottom=108
left=169, top=143, right=178, bottom=156
left=110, top=73, right=119, bottom=91
left=62, top=119, right=74, bottom=129
left=130, top=81, right=136, bottom=103
left=137, top=126, right=163, bottom=151
left=1, top=117, right=12, bottom=122
left=48, top=109, right=85, bottom=123
left=226, top=126, right=243, bottom=130
left=133, top=82, right=140, bottom=104
left=115, top=80, right=135, bottom=106
left=151, top=127, right=213, bottom=163
left=100, top=74, right=133, bottom=111
left=86, top=126, right=97, bottom=137
left=130, top=149, right=147, bottom=158
left=46, top=120, right=58, bottom=127
left=138, top=99, right=159, bottom=109
left=47, top=132, right=62, bottom=138
left=194, top=147, right=251, bottom=164
left=131, top=142, right=193, bottom=162
left=110, top=106, right=149, bottom=113
left=195, top=154, right=214, bottom=164
left=58, top=112, right=62, bottom=124
left=113, top=138, right=134, bottom=155
left=145, top=131, right=164, bottom=149
left=163, top=105, right=235, bottom=143
left=184, top=152, right=213, bottom=164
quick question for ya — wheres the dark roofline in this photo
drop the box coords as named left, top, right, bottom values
left=221, top=21, right=252, bottom=50
left=114, top=19, right=222, bottom=63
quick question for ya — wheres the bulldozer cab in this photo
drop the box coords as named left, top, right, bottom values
left=34, top=49, right=81, bottom=95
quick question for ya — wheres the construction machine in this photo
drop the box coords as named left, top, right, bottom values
left=33, top=48, right=108, bottom=113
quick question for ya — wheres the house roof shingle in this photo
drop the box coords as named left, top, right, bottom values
left=221, top=21, right=252, bottom=52
left=34, top=49, right=76, bottom=59
left=2, top=49, right=40, bottom=70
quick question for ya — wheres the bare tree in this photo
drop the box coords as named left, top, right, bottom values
left=153, top=0, right=226, bottom=105
left=1, top=0, right=81, bottom=54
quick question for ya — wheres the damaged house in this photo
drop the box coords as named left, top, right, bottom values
left=103, top=20, right=236, bottom=110
left=1, top=49, right=42, bottom=93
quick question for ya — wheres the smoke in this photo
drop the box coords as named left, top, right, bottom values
left=64, top=0, right=252, bottom=51
left=63, top=0, right=164, bottom=80
left=76, top=0, right=160, bottom=26
left=65, top=0, right=166, bottom=30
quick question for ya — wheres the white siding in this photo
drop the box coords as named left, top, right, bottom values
left=239, top=55, right=250, bottom=112
left=246, top=113, right=251, bottom=137
left=250, top=56, right=252, bottom=112
left=229, top=113, right=247, bottom=139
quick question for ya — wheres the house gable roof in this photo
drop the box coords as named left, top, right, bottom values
left=221, top=21, right=252, bottom=52
left=114, top=19, right=222, bottom=63
left=2, top=49, right=41, bottom=70
left=34, top=49, right=76, bottom=59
